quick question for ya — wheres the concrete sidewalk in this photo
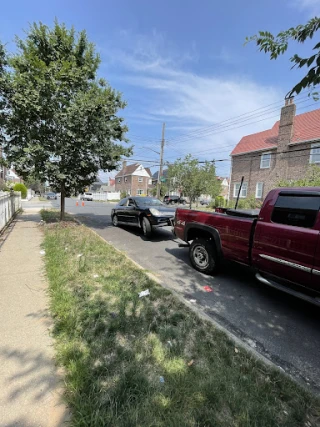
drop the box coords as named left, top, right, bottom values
left=0, top=210, right=69, bottom=427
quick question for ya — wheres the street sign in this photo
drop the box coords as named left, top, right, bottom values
left=160, top=177, right=166, bottom=182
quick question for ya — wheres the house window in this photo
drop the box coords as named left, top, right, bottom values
left=260, top=152, right=271, bottom=169
left=310, top=143, right=320, bottom=164
left=255, top=182, right=263, bottom=199
left=137, top=189, right=143, bottom=195
left=148, top=179, right=152, bottom=185
left=124, top=177, right=128, bottom=182
left=117, top=178, right=121, bottom=183
left=233, top=182, right=248, bottom=198
left=138, top=177, right=143, bottom=182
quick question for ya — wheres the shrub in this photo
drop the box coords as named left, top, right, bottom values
left=214, top=196, right=225, bottom=207
left=13, top=183, right=28, bottom=199
left=120, top=191, right=127, bottom=199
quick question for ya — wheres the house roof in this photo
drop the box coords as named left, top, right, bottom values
left=145, top=167, right=152, bottom=177
left=115, top=163, right=152, bottom=178
left=231, top=108, right=320, bottom=156
left=115, top=163, right=139, bottom=178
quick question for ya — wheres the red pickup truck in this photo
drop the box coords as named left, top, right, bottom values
left=174, top=188, right=320, bottom=306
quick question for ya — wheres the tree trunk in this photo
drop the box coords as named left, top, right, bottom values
left=60, top=181, right=65, bottom=221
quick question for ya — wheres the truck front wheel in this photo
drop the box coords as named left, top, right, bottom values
left=189, top=238, right=218, bottom=275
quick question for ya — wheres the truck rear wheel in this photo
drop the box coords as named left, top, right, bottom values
left=189, top=238, right=218, bottom=275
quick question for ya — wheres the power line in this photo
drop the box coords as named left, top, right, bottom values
left=163, top=101, right=320, bottom=159
left=165, top=87, right=319, bottom=144
left=165, top=96, right=315, bottom=147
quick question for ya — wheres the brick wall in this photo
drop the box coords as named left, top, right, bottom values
left=115, top=175, right=151, bottom=196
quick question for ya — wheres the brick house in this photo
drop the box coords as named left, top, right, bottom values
left=115, top=162, right=152, bottom=196
left=230, top=99, right=320, bottom=200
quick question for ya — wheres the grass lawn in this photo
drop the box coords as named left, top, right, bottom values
left=41, top=211, right=320, bottom=426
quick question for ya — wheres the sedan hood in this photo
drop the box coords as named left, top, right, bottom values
left=153, top=206, right=176, bottom=215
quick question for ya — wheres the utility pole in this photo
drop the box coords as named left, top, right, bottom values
left=156, top=122, right=165, bottom=199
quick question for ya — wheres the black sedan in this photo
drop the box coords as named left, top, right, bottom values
left=111, top=197, right=176, bottom=237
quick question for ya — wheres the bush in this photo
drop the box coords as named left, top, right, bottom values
left=120, top=191, right=127, bottom=200
left=13, top=183, right=27, bottom=199
left=214, top=196, right=225, bottom=207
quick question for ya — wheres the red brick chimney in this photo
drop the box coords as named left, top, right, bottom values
left=277, top=97, right=296, bottom=153
left=122, top=160, right=127, bottom=170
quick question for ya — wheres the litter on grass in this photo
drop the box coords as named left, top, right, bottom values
left=189, top=299, right=197, bottom=303
left=39, top=250, right=45, bottom=255
left=235, top=348, right=239, bottom=354
left=167, top=341, right=173, bottom=347
left=139, top=289, right=150, bottom=298
left=187, top=359, right=194, bottom=367
left=203, top=285, right=213, bottom=292
left=159, top=376, right=165, bottom=383
left=93, top=274, right=99, bottom=278
left=77, top=253, right=83, bottom=258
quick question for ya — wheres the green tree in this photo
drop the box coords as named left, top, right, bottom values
left=278, top=164, right=320, bottom=187
left=167, top=155, right=221, bottom=208
left=246, top=17, right=320, bottom=98
left=24, top=175, right=45, bottom=194
left=1, top=22, right=131, bottom=220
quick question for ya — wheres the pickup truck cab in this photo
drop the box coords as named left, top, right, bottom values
left=174, top=188, right=320, bottom=305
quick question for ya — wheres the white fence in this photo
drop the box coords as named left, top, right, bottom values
left=79, top=192, right=121, bottom=201
left=0, top=192, right=22, bottom=231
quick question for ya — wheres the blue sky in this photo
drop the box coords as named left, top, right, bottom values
left=1, top=0, right=320, bottom=180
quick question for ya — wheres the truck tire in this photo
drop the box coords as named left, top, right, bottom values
left=142, top=216, right=152, bottom=238
left=189, top=238, right=218, bottom=275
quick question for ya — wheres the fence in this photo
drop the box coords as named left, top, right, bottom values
left=0, top=192, right=22, bottom=232
left=79, top=192, right=121, bottom=201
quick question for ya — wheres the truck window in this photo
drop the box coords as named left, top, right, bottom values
left=272, top=195, right=320, bottom=228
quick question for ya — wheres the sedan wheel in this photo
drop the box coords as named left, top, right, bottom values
left=142, top=217, right=152, bottom=238
left=112, top=214, right=119, bottom=227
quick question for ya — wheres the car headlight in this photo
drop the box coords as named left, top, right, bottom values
left=149, top=208, right=161, bottom=216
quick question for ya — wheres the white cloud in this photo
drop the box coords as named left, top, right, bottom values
left=292, top=0, right=320, bottom=15
left=101, top=32, right=283, bottom=176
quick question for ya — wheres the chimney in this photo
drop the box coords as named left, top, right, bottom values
left=122, top=160, right=127, bottom=170
left=277, top=97, right=296, bottom=152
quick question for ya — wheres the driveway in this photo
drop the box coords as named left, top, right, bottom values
left=23, top=198, right=320, bottom=392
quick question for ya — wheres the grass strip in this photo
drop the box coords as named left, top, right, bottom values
left=42, top=215, right=320, bottom=426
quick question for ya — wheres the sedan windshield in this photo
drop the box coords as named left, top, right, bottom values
left=136, top=198, right=163, bottom=207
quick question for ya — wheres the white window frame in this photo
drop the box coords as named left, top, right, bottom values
left=255, top=182, right=263, bottom=199
left=138, top=177, right=143, bottom=182
left=233, top=182, right=248, bottom=198
left=310, top=143, right=320, bottom=164
left=260, top=152, right=271, bottom=169
left=124, top=177, right=128, bottom=182
left=117, top=178, right=121, bottom=183
left=137, top=189, right=143, bottom=195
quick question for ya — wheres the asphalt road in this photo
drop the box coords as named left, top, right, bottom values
left=24, top=198, right=320, bottom=392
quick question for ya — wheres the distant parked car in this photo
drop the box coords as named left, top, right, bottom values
left=163, top=195, right=187, bottom=205
left=112, top=196, right=176, bottom=237
left=200, top=199, right=210, bottom=206
left=80, top=192, right=93, bottom=201
left=46, top=192, right=57, bottom=200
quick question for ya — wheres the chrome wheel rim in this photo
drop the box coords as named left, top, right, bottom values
left=193, top=245, right=209, bottom=268
left=142, top=220, right=147, bottom=234
left=113, top=215, right=118, bottom=226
